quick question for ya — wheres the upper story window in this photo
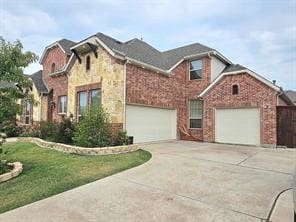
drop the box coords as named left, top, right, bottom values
left=58, top=95, right=67, bottom=114
left=189, top=60, right=202, bottom=80
left=86, top=56, right=91, bottom=71
left=51, top=63, right=56, bottom=73
left=24, top=100, right=32, bottom=125
left=189, top=100, right=203, bottom=128
left=232, top=84, right=239, bottom=95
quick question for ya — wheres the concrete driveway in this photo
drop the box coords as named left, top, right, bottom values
left=0, top=141, right=295, bottom=222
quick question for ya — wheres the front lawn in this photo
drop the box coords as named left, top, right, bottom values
left=0, top=142, right=151, bottom=214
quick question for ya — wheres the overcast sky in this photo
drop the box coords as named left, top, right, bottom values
left=1, top=0, right=295, bottom=89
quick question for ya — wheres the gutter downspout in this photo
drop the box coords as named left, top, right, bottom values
left=39, top=93, right=43, bottom=122
left=123, top=60, right=128, bottom=130
left=276, top=90, right=283, bottom=106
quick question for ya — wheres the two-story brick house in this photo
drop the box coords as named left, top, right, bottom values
left=25, top=32, right=293, bottom=147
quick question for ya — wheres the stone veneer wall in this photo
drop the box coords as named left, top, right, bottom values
left=67, top=45, right=125, bottom=125
left=0, top=162, right=23, bottom=183
left=17, top=137, right=139, bottom=155
left=31, top=84, right=43, bottom=122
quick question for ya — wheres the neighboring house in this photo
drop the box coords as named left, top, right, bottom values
left=23, top=71, right=49, bottom=124
left=285, top=90, right=296, bottom=105
left=24, top=32, right=294, bottom=147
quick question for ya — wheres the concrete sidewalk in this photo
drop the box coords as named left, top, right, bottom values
left=1, top=141, right=295, bottom=221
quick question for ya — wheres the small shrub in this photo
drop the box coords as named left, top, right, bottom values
left=73, top=107, right=112, bottom=148
left=55, top=118, right=75, bottom=144
left=112, top=130, right=129, bottom=146
left=39, top=121, right=58, bottom=141
left=0, top=133, right=8, bottom=174
left=19, top=124, right=40, bottom=137
left=0, top=120, right=22, bottom=137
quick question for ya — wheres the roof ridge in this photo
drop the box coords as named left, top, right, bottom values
left=162, top=42, right=214, bottom=53
left=124, top=38, right=138, bottom=44
left=96, top=32, right=123, bottom=44
left=58, top=38, right=75, bottom=42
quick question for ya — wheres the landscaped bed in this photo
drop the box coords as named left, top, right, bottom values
left=0, top=142, right=151, bottom=214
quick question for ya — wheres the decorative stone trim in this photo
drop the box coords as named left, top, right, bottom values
left=0, top=162, right=23, bottom=183
left=12, top=137, right=139, bottom=155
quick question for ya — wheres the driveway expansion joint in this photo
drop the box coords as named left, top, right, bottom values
left=160, top=152, right=293, bottom=176
left=236, top=150, right=261, bottom=165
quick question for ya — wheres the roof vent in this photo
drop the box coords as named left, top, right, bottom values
left=272, top=80, right=276, bottom=85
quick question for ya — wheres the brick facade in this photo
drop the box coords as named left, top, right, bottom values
left=202, top=73, right=278, bottom=145
left=42, top=46, right=70, bottom=122
left=126, top=57, right=211, bottom=140
left=37, top=40, right=280, bottom=146
left=126, top=60, right=279, bottom=145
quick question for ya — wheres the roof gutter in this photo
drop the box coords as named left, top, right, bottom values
left=212, top=51, right=232, bottom=64
left=183, top=51, right=213, bottom=60
left=169, top=50, right=232, bottom=72
left=277, top=90, right=295, bottom=106
left=183, top=50, right=232, bottom=64
left=126, top=57, right=171, bottom=76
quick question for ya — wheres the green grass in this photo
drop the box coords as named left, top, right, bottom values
left=0, top=142, right=151, bottom=214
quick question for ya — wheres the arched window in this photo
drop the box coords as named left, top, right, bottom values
left=86, top=56, right=91, bottom=71
left=51, top=63, right=55, bottom=73
left=232, top=84, right=239, bottom=95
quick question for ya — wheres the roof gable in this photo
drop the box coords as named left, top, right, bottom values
left=70, top=32, right=228, bottom=73
left=39, top=39, right=76, bottom=64
left=199, top=64, right=281, bottom=97
left=28, top=70, right=48, bottom=94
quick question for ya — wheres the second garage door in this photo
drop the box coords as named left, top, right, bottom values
left=126, top=105, right=176, bottom=143
left=215, top=108, right=260, bottom=145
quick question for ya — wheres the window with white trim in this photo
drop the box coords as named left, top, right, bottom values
left=189, top=60, right=202, bottom=80
left=24, top=100, right=31, bottom=125
left=189, top=100, right=202, bottom=128
left=58, top=95, right=67, bottom=114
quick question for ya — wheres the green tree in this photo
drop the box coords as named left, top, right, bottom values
left=73, top=107, right=112, bottom=148
left=0, top=37, right=38, bottom=133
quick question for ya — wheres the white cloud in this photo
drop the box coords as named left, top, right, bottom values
left=0, top=7, right=58, bottom=38
left=1, top=0, right=295, bottom=89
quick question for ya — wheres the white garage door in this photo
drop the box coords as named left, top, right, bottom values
left=215, top=108, right=260, bottom=145
left=126, top=105, right=176, bottom=143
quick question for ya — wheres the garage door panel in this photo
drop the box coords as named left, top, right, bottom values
left=215, top=108, right=260, bottom=145
left=126, top=105, right=176, bottom=143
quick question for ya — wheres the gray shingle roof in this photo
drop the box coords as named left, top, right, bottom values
left=285, top=90, right=296, bottom=104
left=161, top=43, right=214, bottom=70
left=29, top=70, right=48, bottom=93
left=94, top=32, right=214, bottom=70
left=222, top=64, right=247, bottom=73
left=0, top=82, right=16, bottom=89
left=57, top=39, right=76, bottom=55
